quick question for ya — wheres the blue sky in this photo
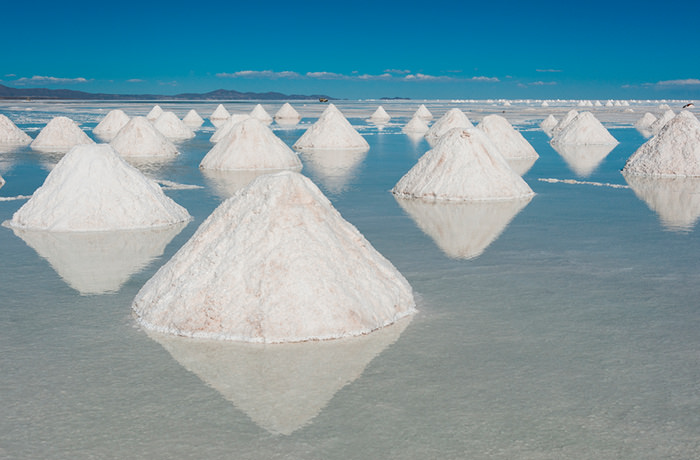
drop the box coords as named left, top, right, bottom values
left=3, top=0, right=699, bottom=99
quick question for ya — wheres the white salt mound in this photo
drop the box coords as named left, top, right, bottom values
left=635, top=112, right=657, bottom=130
left=153, top=112, right=195, bottom=140
left=0, top=114, right=32, bottom=145
left=551, top=111, right=618, bottom=145
left=6, top=144, right=191, bottom=231
left=30, top=116, right=95, bottom=153
left=146, top=105, right=164, bottom=121
left=132, top=171, right=416, bottom=343
left=551, top=109, right=579, bottom=136
left=182, top=109, right=205, bottom=128
left=200, top=118, right=302, bottom=171
left=415, top=104, right=433, bottom=120
left=649, top=109, right=675, bottom=134
left=110, top=117, right=178, bottom=158
left=402, top=115, right=430, bottom=134
left=392, top=127, right=535, bottom=201
left=210, top=114, right=251, bottom=143
left=293, top=104, right=369, bottom=151
left=541, top=101, right=549, bottom=107
left=210, top=104, right=231, bottom=121
left=369, top=106, right=391, bottom=122
left=477, top=114, right=538, bottom=159
left=540, top=114, right=558, bottom=133
left=250, top=104, right=273, bottom=124
left=274, top=102, right=301, bottom=121
left=0, top=173, right=4, bottom=188
left=622, top=111, right=700, bottom=177
left=93, top=109, right=130, bottom=141
left=424, top=108, right=474, bottom=142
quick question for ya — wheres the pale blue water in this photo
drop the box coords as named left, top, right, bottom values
left=1, top=101, right=699, bottom=459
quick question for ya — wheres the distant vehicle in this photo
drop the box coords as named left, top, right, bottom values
left=319, top=98, right=328, bottom=103
left=683, top=103, right=695, bottom=109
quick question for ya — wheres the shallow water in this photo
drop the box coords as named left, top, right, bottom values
left=1, top=100, right=699, bottom=459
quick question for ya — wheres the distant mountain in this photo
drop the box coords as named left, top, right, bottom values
left=381, top=96, right=411, bottom=100
left=0, top=84, right=332, bottom=101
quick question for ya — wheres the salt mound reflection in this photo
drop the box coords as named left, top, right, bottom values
left=395, top=196, right=532, bottom=259
left=300, top=149, right=367, bottom=194
left=551, top=143, right=616, bottom=177
left=201, top=169, right=283, bottom=199
left=506, top=157, right=537, bottom=176
left=146, top=315, right=411, bottom=435
left=623, top=174, right=700, bottom=232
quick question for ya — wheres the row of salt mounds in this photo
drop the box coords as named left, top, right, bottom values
left=392, top=128, right=534, bottom=201
left=550, top=111, right=618, bottom=145
left=31, top=116, right=95, bottom=153
left=250, top=104, right=273, bottom=124
left=622, top=111, right=700, bottom=177
left=0, top=114, right=32, bottom=146
left=424, top=108, right=473, bottom=143
left=369, top=106, right=391, bottom=122
left=200, top=118, right=302, bottom=171
left=146, top=105, right=164, bottom=121
left=477, top=115, right=539, bottom=159
left=6, top=144, right=190, bottom=231
left=93, top=109, right=130, bottom=141
left=210, top=104, right=231, bottom=127
left=403, top=115, right=430, bottom=134
left=111, top=117, right=178, bottom=158
left=415, top=104, right=433, bottom=120
left=153, top=111, right=195, bottom=140
left=132, top=171, right=416, bottom=343
left=210, top=114, right=251, bottom=143
left=274, top=102, right=301, bottom=121
left=182, top=109, right=204, bottom=128
left=293, top=104, right=369, bottom=151
left=648, top=109, right=675, bottom=135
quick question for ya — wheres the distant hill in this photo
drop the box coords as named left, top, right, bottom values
left=0, top=84, right=332, bottom=101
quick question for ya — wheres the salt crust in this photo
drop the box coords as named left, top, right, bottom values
left=424, top=108, right=473, bottom=142
left=274, top=102, right=301, bottom=121
left=477, top=114, right=539, bottom=159
left=551, top=109, right=579, bottom=136
left=210, top=114, right=252, bottom=143
left=210, top=104, right=231, bottom=121
left=369, top=106, right=391, bottom=122
left=551, top=112, right=618, bottom=145
left=415, top=104, right=433, bottom=120
left=293, top=104, right=369, bottom=151
left=392, top=127, right=535, bottom=201
left=635, top=112, right=657, bottom=130
left=623, top=111, right=700, bottom=177
left=153, top=111, right=195, bottom=140
left=93, top=109, right=130, bottom=141
left=110, top=117, right=178, bottom=158
left=0, top=114, right=32, bottom=145
left=132, top=171, right=416, bottom=343
left=6, top=144, right=191, bottom=231
left=648, top=109, right=675, bottom=135
left=250, top=104, right=273, bottom=124
left=182, top=109, right=204, bottom=128
left=30, top=116, right=95, bottom=153
left=200, top=118, right=302, bottom=171
left=402, top=115, right=430, bottom=134
left=146, top=105, right=163, bottom=121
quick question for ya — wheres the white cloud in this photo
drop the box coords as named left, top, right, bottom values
left=384, top=69, right=411, bottom=74
left=470, top=76, right=500, bottom=82
left=5, top=73, right=16, bottom=77
left=656, top=78, right=700, bottom=86
left=127, top=78, right=144, bottom=83
left=536, top=69, right=562, bottom=73
left=14, top=75, right=90, bottom=85
left=530, top=81, right=557, bottom=86
left=216, top=70, right=302, bottom=79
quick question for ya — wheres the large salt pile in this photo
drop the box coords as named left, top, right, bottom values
left=210, top=104, right=231, bottom=127
left=369, top=106, right=391, bottom=122
left=110, top=117, right=178, bottom=159
left=550, top=112, right=618, bottom=145
left=132, top=171, right=415, bottom=343
left=293, top=104, right=369, bottom=151
left=200, top=118, right=302, bottom=171
left=402, top=114, right=430, bottom=134
left=635, top=112, right=657, bottom=130
left=146, top=105, right=164, bottom=121
left=274, top=103, right=301, bottom=122
left=0, top=114, right=32, bottom=146
left=250, top=104, right=273, bottom=124
left=551, top=109, right=579, bottom=136
left=210, top=114, right=251, bottom=143
left=415, top=104, right=433, bottom=120
left=648, top=109, right=675, bottom=135
left=622, top=111, right=700, bottom=177
left=93, top=109, right=130, bottom=141
left=424, top=108, right=474, bottom=142
left=392, top=128, right=534, bottom=201
left=153, top=111, right=195, bottom=140
left=540, top=114, right=558, bottom=135
left=477, top=115, right=538, bottom=159
left=30, top=116, right=95, bottom=153
left=6, top=144, right=190, bottom=231
left=182, top=109, right=204, bottom=128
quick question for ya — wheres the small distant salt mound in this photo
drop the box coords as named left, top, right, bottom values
left=502, top=100, right=511, bottom=107
left=402, top=115, right=430, bottom=134
left=153, top=111, right=195, bottom=140
left=648, top=109, right=675, bottom=135
left=110, top=117, right=178, bottom=158
left=274, top=102, right=301, bottom=121
left=293, top=104, right=369, bottom=151
left=210, top=104, right=231, bottom=127
left=133, top=171, right=416, bottom=343
left=250, top=104, right=273, bottom=124
left=658, top=104, right=671, bottom=110
left=551, top=111, right=618, bottom=145
left=540, top=114, right=558, bottom=135
left=30, top=116, right=95, bottom=153
left=551, top=109, right=579, bottom=136
left=200, top=118, right=302, bottom=171
left=424, top=108, right=474, bottom=142
left=635, top=112, right=657, bottom=130
left=415, top=104, right=433, bottom=120
left=477, top=114, right=538, bottom=159
left=392, top=128, right=535, bottom=201
left=210, top=114, right=251, bottom=143
left=622, top=111, right=700, bottom=177
left=369, top=106, right=391, bottom=122
left=605, top=100, right=614, bottom=107
left=146, top=105, right=164, bottom=121
left=182, top=109, right=204, bottom=128
left=0, top=114, right=32, bottom=145
left=6, top=144, right=191, bottom=231
left=93, top=109, right=130, bottom=141
left=578, top=100, right=592, bottom=107
left=0, top=173, right=4, bottom=188
left=594, top=100, right=603, bottom=107
left=541, top=101, right=549, bottom=107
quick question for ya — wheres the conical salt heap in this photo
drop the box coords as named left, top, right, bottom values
left=293, top=104, right=369, bottom=151
left=540, top=114, right=558, bottom=134
left=477, top=114, right=538, bottom=159
left=424, top=108, right=473, bottom=142
left=210, top=114, right=251, bottom=143
left=132, top=171, right=416, bottom=343
left=274, top=102, right=301, bottom=121
left=110, top=117, right=178, bottom=158
left=6, top=144, right=191, bottom=231
left=402, top=115, right=430, bottom=134
left=153, top=111, right=195, bottom=140
left=200, top=118, right=302, bottom=171
left=392, top=128, right=535, bottom=201
left=622, top=111, right=700, bottom=177
left=551, top=109, right=579, bottom=136
left=210, top=104, right=231, bottom=127
left=93, top=109, right=130, bottom=141
left=0, top=114, right=32, bottom=146
left=649, top=109, right=675, bottom=135
left=182, top=109, right=204, bottom=128
left=369, top=106, right=391, bottom=122
left=0, top=173, right=4, bottom=188
left=635, top=112, right=657, bottom=130
left=415, top=104, right=433, bottom=120
left=250, top=104, right=273, bottom=124
left=551, top=112, right=618, bottom=145
left=146, top=105, right=164, bottom=121
left=30, top=116, right=95, bottom=153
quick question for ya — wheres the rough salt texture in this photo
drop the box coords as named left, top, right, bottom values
left=551, top=109, right=579, bottom=136
left=369, top=106, right=391, bottom=122
left=293, top=104, right=369, bottom=151
left=648, top=109, right=675, bottom=135
left=392, top=128, right=535, bottom=201
left=551, top=112, right=618, bottom=145
left=30, top=116, right=95, bottom=153
left=540, top=114, right=558, bottom=133
left=415, top=104, right=433, bottom=120
left=110, top=117, right=178, bottom=158
left=210, top=114, right=252, bottom=143
left=402, top=115, right=430, bottom=134
left=0, top=114, right=32, bottom=145
left=274, top=102, right=301, bottom=121
left=146, top=105, right=164, bottom=121
left=182, top=109, right=204, bottom=128
left=210, top=104, right=231, bottom=121
left=250, top=104, right=273, bottom=124
left=93, top=109, right=130, bottom=141
left=153, top=112, right=195, bottom=140
left=635, top=112, right=657, bottom=130
left=200, top=118, right=302, bottom=171
left=133, top=171, right=416, bottom=343
left=623, top=111, right=700, bottom=177
left=7, top=144, right=191, bottom=231
left=477, top=115, right=539, bottom=159
left=424, top=108, right=474, bottom=142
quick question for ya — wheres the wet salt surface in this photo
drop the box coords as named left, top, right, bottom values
left=1, top=100, right=699, bottom=459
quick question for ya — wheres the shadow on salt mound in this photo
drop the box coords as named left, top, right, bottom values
left=11, top=223, right=187, bottom=295
left=395, top=196, right=531, bottom=259
left=144, top=315, right=411, bottom=436
left=201, top=169, right=286, bottom=199
left=551, top=143, right=616, bottom=178
left=299, top=149, right=368, bottom=195
left=623, top=174, right=700, bottom=232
